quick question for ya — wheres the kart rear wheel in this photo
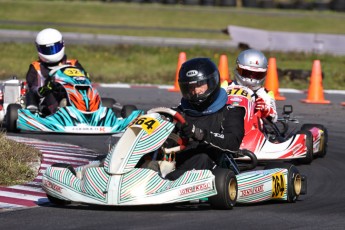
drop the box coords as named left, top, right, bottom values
left=209, top=168, right=237, bottom=210
left=301, top=124, right=328, bottom=158
left=296, top=130, right=313, bottom=164
left=5, top=103, right=22, bottom=133
left=121, top=105, right=138, bottom=118
left=264, top=162, right=305, bottom=203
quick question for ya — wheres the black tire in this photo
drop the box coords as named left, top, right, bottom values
left=301, top=124, right=328, bottom=158
left=296, top=130, right=313, bottom=164
left=101, top=97, right=116, bottom=108
left=5, top=103, right=22, bottom=133
left=209, top=168, right=237, bottom=210
left=121, top=104, right=138, bottom=118
left=51, top=163, right=76, bottom=175
left=47, top=194, right=71, bottom=205
left=264, top=162, right=303, bottom=203
left=47, top=163, right=76, bottom=205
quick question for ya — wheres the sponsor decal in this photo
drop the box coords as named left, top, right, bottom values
left=65, top=126, right=108, bottom=132
left=240, top=184, right=264, bottom=197
left=272, top=172, right=285, bottom=198
left=180, top=182, right=211, bottom=195
left=229, top=97, right=243, bottom=102
left=291, top=143, right=303, bottom=156
left=186, top=70, right=199, bottom=77
left=212, top=132, right=224, bottom=139
left=44, top=180, right=62, bottom=193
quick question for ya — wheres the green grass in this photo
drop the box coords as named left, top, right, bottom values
left=0, top=132, right=41, bottom=186
left=0, top=1, right=344, bottom=89
left=1, top=1, right=345, bottom=38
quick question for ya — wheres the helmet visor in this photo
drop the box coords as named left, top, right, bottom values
left=238, top=68, right=266, bottom=80
left=36, top=41, right=64, bottom=55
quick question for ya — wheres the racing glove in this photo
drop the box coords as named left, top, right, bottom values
left=38, top=81, right=54, bottom=97
left=177, top=122, right=205, bottom=141
left=255, top=97, right=272, bottom=118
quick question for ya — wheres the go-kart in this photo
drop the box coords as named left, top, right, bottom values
left=42, top=107, right=307, bottom=210
left=0, top=77, right=26, bottom=126
left=226, top=85, right=328, bottom=164
left=5, top=65, right=142, bottom=134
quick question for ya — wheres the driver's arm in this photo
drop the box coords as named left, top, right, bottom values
left=26, top=64, right=40, bottom=96
left=204, top=106, right=245, bottom=152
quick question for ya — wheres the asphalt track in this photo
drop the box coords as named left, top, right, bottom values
left=1, top=85, right=345, bottom=230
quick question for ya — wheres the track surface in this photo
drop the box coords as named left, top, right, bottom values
left=1, top=86, right=345, bottom=230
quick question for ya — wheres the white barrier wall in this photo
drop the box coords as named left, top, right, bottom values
left=227, top=25, right=345, bottom=55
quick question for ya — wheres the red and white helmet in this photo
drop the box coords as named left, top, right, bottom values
left=234, top=49, right=268, bottom=91
left=35, top=28, right=65, bottom=64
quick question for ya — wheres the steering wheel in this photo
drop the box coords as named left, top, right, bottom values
left=147, top=107, right=188, bottom=153
left=48, top=64, right=74, bottom=77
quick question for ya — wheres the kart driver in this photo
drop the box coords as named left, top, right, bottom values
left=165, top=57, right=245, bottom=180
left=228, top=49, right=278, bottom=122
left=25, top=28, right=88, bottom=115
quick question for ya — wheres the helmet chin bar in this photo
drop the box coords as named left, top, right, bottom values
left=234, top=70, right=262, bottom=91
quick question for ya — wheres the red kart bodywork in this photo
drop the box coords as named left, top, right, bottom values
left=226, top=86, right=327, bottom=164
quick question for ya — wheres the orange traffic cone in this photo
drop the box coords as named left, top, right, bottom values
left=301, top=60, right=330, bottom=104
left=265, top=57, right=286, bottom=101
left=168, top=52, right=186, bottom=92
left=218, top=54, right=230, bottom=88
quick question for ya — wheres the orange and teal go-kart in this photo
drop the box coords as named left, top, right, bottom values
left=5, top=65, right=142, bottom=134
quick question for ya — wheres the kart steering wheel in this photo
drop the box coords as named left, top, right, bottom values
left=147, top=107, right=186, bottom=124
left=48, top=64, right=74, bottom=77
left=147, top=107, right=188, bottom=153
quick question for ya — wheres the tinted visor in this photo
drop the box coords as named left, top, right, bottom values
left=238, top=68, right=266, bottom=80
left=36, top=41, right=64, bottom=55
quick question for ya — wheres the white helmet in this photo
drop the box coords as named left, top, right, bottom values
left=234, top=49, right=268, bottom=91
left=35, top=28, right=65, bottom=64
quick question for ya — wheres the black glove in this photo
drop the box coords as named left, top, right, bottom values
left=177, top=122, right=205, bottom=141
left=38, top=81, right=54, bottom=97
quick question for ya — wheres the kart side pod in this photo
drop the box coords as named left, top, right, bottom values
left=236, top=163, right=307, bottom=204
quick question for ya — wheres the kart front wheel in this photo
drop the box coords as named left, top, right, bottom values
left=264, top=162, right=306, bottom=203
left=5, top=103, right=22, bottom=133
left=101, top=98, right=116, bottom=108
left=209, top=168, right=237, bottom=210
left=51, top=163, right=76, bottom=175
left=46, top=163, right=76, bottom=205
left=47, top=194, right=71, bottom=206
left=121, top=105, right=138, bottom=118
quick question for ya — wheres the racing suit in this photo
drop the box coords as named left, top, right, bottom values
left=25, top=55, right=86, bottom=115
left=165, top=88, right=245, bottom=180
left=228, top=81, right=278, bottom=122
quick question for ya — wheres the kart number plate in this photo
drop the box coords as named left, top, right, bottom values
left=63, top=68, right=85, bottom=77
left=131, top=115, right=160, bottom=134
left=227, top=88, right=252, bottom=100
left=272, top=172, right=286, bottom=198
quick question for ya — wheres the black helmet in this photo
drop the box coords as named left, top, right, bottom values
left=178, top=57, right=220, bottom=111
